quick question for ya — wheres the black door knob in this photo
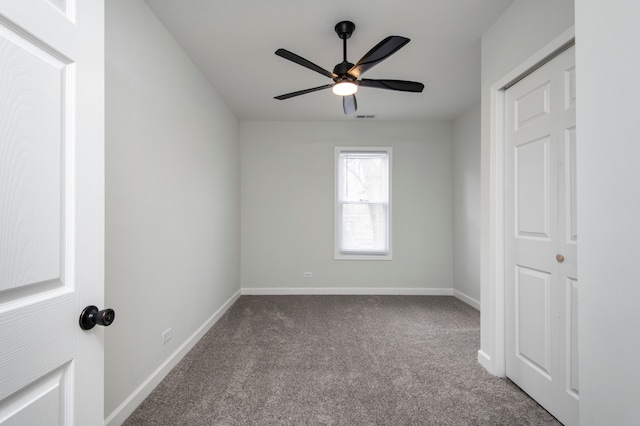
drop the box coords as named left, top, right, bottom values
left=79, top=305, right=115, bottom=330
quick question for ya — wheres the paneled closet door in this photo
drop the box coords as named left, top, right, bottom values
left=505, top=45, right=578, bottom=426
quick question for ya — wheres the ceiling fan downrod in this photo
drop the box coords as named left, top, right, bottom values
left=334, top=21, right=356, bottom=78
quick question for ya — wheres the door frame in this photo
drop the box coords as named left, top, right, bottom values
left=479, top=26, right=575, bottom=377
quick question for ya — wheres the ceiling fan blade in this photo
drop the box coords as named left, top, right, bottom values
left=348, top=36, right=410, bottom=77
left=343, top=94, right=357, bottom=114
left=275, top=49, right=337, bottom=79
left=359, top=79, right=424, bottom=93
left=274, top=84, right=334, bottom=100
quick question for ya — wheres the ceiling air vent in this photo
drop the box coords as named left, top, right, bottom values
left=355, top=114, right=376, bottom=119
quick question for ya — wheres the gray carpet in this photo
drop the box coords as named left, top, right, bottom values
left=124, top=295, right=560, bottom=425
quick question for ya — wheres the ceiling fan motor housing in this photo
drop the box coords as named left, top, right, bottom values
left=335, top=21, right=355, bottom=39
left=333, top=61, right=356, bottom=80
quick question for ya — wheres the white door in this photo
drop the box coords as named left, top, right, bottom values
left=505, top=46, right=578, bottom=425
left=0, top=0, right=105, bottom=425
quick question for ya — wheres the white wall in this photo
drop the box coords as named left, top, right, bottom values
left=481, top=0, right=575, bottom=86
left=479, top=0, right=574, bottom=374
left=105, top=0, right=240, bottom=422
left=576, top=0, right=640, bottom=423
left=240, top=121, right=453, bottom=293
left=452, top=102, right=481, bottom=309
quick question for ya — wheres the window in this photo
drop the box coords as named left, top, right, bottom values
left=335, top=147, right=392, bottom=259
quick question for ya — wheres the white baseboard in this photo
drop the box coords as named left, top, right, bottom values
left=241, top=287, right=454, bottom=296
left=104, top=290, right=241, bottom=426
left=453, top=289, right=481, bottom=311
left=478, top=349, right=492, bottom=373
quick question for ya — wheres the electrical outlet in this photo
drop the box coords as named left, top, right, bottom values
left=162, top=328, right=172, bottom=345
left=303, top=272, right=312, bottom=278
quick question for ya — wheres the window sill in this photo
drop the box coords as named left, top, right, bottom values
left=334, top=253, right=393, bottom=261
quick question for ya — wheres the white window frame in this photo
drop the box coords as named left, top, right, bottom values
left=334, top=146, right=392, bottom=260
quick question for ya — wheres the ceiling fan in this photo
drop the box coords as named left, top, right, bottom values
left=274, top=21, right=424, bottom=115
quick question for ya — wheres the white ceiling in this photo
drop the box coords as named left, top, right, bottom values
left=144, top=0, right=514, bottom=121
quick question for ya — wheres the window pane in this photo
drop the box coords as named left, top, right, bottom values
left=340, top=202, right=387, bottom=253
left=339, top=153, right=388, bottom=202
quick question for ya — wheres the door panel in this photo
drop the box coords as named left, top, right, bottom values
left=505, top=46, right=578, bottom=426
left=515, top=136, right=551, bottom=238
left=515, top=82, right=550, bottom=129
left=565, top=127, right=578, bottom=242
left=0, top=0, right=104, bottom=424
left=0, top=366, right=69, bottom=424
left=0, top=22, right=69, bottom=292
left=567, top=277, right=579, bottom=397
left=47, top=0, right=69, bottom=15
left=515, top=266, right=551, bottom=376
left=564, top=66, right=576, bottom=109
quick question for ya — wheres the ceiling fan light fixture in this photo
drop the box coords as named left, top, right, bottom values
left=332, top=81, right=358, bottom=96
